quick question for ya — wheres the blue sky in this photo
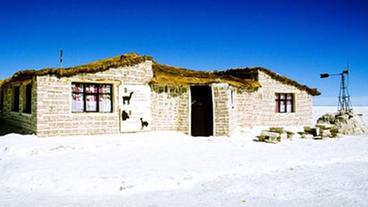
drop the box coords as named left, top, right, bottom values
left=0, top=0, right=367, bottom=101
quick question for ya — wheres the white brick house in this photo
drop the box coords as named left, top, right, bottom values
left=0, top=53, right=320, bottom=137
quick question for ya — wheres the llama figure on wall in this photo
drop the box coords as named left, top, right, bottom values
left=140, top=118, right=149, bottom=130
left=122, top=110, right=130, bottom=121
left=123, top=92, right=134, bottom=105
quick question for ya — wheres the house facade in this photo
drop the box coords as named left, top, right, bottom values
left=0, top=53, right=320, bottom=137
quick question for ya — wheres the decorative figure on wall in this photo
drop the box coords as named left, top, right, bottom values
left=140, top=118, right=149, bottom=130
left=122, top=110, right=130, bottom=121
left=123, top=92, right=134, bottom=105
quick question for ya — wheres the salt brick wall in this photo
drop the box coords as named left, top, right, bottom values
left=36, top=61, right=153, bottom=137
left=213, top=84, right=232, bottom=136
left=0, top=78, right=37, bottom=133
left=235, top=71, right=313, bottom=128
left=234, top=90, right=256, bottom=128
left=150, top=86, right=189, bottom=133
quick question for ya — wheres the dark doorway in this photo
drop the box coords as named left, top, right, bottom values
left=191, top=86, right=213, bottom=136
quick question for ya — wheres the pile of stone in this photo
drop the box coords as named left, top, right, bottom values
left=298, top=124, right=338, bottom=139
left=317, top=110, right=368, bottom=135
left=298, top=110, right=368, bottom=140
left=256, top=127, right=295, bottom=144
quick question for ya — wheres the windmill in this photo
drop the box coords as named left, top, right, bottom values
left=320, top=65, right=352, bottom=112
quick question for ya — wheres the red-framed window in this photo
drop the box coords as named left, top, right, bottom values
left=275, top=93, right=294, bottom=113
left=71, top=83, right=113, bottom=113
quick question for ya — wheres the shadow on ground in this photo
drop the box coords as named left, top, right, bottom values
left=0, top=121, right=29, bottom=136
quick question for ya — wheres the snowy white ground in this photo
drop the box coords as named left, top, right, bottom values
left=0, top=106, right=368, bottom=207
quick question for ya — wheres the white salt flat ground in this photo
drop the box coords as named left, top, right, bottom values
left=0, top=106, right=367, bottom=207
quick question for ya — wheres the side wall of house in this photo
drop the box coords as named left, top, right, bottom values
left=36, top=61, right=153, bottom=137
left=150, top=85, right=190, bottom=133
left=0, top=78, right=37, bottom=134
left=235, top=71, right=313, bottom=128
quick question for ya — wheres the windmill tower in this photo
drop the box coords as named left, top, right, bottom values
left=320, top=65, right=352, bottom=112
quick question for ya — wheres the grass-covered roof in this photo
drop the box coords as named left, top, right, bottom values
left=1, top=53, right=320, bottom=95
left=216, top=67, right=321, bottom=96
left=151, top=63, right=260, bottom=90
left=2, top=53, right=152, bottom=85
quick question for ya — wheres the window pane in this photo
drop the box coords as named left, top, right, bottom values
left=72, top=93, right=84, bottom=112
left=286, top=100, right=293, bottom=112
left=99, top=85, right=111, bottom=94
left=280, top=101, right=286, bottom=113
left=24, top=84, right=32, bottom=113
left=286, top=94, right=293, bottom=100
left=275, top=100, right=279, bottom=112
left=13, top=87, right=20, bottom=112
left=99, top=94, right=112, bottom=112
left=86, top=94, right=97, bottom=111
left=85, top=84, right=98, bottom=93
left=72, top=83, right=84, bottom=93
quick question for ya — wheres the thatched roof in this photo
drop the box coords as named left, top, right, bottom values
left=151, top=63, right=260, bottom=90
left=216, top=67, right=321, bottom=96
left=1, top=53, right=152, bottom=86
left=1, top=53, right=319, bottom=95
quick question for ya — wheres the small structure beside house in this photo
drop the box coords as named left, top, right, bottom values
left=0, top=53, right=320, bottom=137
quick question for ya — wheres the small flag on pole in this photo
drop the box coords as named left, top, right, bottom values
left=60, top=49, right=63, bottom=68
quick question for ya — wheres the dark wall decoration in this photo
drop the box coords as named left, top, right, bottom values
left=122, top=110, right=130, bottom=121
left=140, top=117, right=149, bottom=130
left=123, top=92, right=134, bottom=105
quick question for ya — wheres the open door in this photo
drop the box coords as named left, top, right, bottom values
left=191, top=86, right=213, bottom=136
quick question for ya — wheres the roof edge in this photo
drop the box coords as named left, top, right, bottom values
left=218, top=67, right=321, bottom=96
left=2, top=53, right=152, bottom=86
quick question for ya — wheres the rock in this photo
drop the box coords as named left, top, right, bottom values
left=320, top=129, right=331, bottom=138
left=316, top=123, right=334, bottom=130
left=286, top=131, right=295, bottom=139
left=269, top=127, right=284, bottom=133
left=330, top=127, right=339, bottom=137
left=280, top=132, right=288, bottom=140
left=317, top=113, right=336, bottom=124
left=304, top=134, right=314, bottom=139
left=261, top=131, right=280, bottom=139
left=256, top=135, right=266, bottom=142
left=304, top=127, right=319, bottom=136
left=256, top=130, right=281, bottom=143
left=304, top=126, right=311, bottom=133
left=298, top=132, right=306, bottom=138
left=265, top=136, right=279, bottom=144
left=338, top=114, right=349, bottom=120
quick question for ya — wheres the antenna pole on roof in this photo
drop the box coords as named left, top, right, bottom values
left=59, top=49, right=63, bottom=69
